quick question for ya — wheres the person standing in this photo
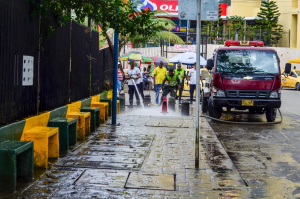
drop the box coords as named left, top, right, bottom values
left=147, top=65, right=154, bottom=90
left=160, top=68, right=181, bottom=104
left=174, top=63, right=186, bottom=103
left=186, top=63, right=203, bottom=104
left=117, top=62, right=123, bottom=95
left=138, top=67, right=144, bottom=101
left=125, top=62, right=141, bottom=108
left=143, top=67, right=150, bottom=90
left=153, top=61, right=167, bottom=105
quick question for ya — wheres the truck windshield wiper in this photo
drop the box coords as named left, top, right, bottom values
left=263, top=73, right=275, bottom=76
left=234, top=72, right=247, bottom=77
left=249, top=71, right=275, bottom=76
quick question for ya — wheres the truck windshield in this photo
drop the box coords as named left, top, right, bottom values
left=216, top=50, right=279, bottom=74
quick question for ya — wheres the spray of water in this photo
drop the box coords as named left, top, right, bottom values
left=125, top=103, right=182, bottom=117
left=131, top=79, right=144, bottom=108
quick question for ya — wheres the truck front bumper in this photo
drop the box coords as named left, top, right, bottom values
left=213, top=98, right=281, bottom=109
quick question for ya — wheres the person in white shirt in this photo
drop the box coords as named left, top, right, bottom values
left=125, top=62, right=141, bottom=108
left=186, top=63, right=203, bottom=104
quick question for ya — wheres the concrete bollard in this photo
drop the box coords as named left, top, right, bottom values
left=168, top=97, right=175, bottom=111
left=144, top=94, right=151, bottom=107
left=181, top=100, right=189, bottom=116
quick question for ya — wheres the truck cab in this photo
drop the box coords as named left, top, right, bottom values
left=202, top=41, right=282, bottom=122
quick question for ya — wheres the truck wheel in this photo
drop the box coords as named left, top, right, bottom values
left=202, top=93, right=208, bottom=114
left=266, top=108, right=277, bottom=122
left=208, top=97, right=222, bottom=119
left=297, top=83, right=300, bottom=91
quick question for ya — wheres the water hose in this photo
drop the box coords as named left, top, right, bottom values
left=200, top=109, right=283, bottom=125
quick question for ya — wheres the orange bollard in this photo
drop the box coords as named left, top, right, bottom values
left=161, top=96, right=168, bottom=114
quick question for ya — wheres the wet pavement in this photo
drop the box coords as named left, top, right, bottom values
left=3, top=88, right=299, bottom=198
left=207, top=89, right=300, bottom=198
left=0, top=90, right=251, bottom=198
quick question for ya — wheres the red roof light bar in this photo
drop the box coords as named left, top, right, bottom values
left=224, top=40, right=264, bottom=47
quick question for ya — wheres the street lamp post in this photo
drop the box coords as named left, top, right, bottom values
left=195, top=0, right=201, bottom=168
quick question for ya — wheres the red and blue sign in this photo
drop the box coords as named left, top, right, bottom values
left=134, top=0, right=227, bottom=16
left=135, top=0, right=178, bottom=13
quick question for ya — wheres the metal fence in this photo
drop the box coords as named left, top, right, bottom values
left=0, top=0, right=113, bottom=125
left=91, top=31, right=103, bottom=95
left=39, top=16, right=71, bottom=111
left=0, top=0, right=39, bottom=125
left=70, top=22, right=91, bottom=102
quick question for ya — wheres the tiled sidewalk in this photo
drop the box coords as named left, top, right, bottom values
left=15, top=113, right=250, bottom=198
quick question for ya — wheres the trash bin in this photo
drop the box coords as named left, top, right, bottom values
left=144, top=94, right=151, bottom=107
left=168, top=97, right=175, bottom=111
left=181, top=100, right=189, bottom=116
left=118, top=94, right=126, bottom=112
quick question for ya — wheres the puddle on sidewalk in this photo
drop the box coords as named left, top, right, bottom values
left=125, top=173, right=175, bottom=191
left=202, top=143, right=251, bottom=198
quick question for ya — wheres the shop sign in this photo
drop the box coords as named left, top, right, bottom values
left=135, top=0, right=178, bottom=13
left=174, top=45, right=195, bottom=51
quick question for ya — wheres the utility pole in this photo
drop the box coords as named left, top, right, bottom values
left=195, top=0, right=201, bottom=169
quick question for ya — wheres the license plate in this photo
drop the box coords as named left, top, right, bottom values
left=242, top=100, right=254, bottom=106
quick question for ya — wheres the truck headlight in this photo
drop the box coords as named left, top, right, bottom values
left=270, top=90, right=281, bottom=98
left=213, top=87, right=225, bottom=97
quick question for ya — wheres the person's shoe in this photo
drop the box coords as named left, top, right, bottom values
left=189, top=102, right=193, bottom=104
left=137, top=105, right=141, bottom=108
left=128, top=105, right=133, bottom=108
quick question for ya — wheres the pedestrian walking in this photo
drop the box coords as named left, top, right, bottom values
left=186, top=63, right=203, bottom=104
left=174, top=63, right=186, bottom=103
left=125, top=61, right=141, bottom=108
left=153, top=61, right=167, bottom=105
left=160, top=68, right=181, bottom=105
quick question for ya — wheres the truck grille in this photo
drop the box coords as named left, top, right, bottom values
left=239, top=91, right=256, bottom=97
left=228, top=91, right=237, bottom=97
left=259, top=92, right=267, bottom=98
left=225, top=90, right=270, bottom=98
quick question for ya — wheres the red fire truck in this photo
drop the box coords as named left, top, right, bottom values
left=202, top=41, right=291, bottom=122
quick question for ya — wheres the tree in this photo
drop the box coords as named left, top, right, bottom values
left=118, top=12, right=185, bottom=53
left=225, top=16, right=246, bottom=41
left=30, top=0, right=164, bottom=58
left=255, top=0, right=283, bottom=46
left=201, top=4, right=223, bottom=44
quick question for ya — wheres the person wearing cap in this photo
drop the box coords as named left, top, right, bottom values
left=153, top=61, right=167, bottom=104
left=174, top=63, right=186, bottom=103
left=160, top=68, right=181, bottom=105
left=125, top=61, right=141, bottom=108
left=186, top=63, right=203, bottom=104
left=117, top=62, right=124, bottom=94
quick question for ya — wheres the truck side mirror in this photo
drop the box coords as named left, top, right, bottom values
left=285, top=63, right=291, bottom=75
left=206, top=59, right=214, bottom=70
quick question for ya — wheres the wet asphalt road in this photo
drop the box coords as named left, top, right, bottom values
left=207, top=88, right=300, bottom=198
